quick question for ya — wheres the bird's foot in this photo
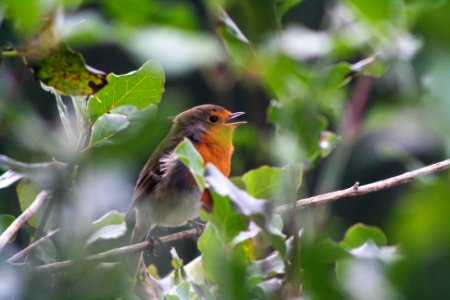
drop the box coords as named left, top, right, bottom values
left=187, top=220, right=206, bottom=241
left=145, top=234, right=163, bottom=257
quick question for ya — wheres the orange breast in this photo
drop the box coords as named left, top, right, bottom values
left=194, top=136, right=233, bottom=177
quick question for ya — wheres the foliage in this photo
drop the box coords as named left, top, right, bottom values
left=0, top=0, right=449, bottom=299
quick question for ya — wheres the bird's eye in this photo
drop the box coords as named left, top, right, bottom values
left=208, top=115, right=219, bottom=123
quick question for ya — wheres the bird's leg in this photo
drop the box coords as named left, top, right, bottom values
left=187, top=219, right=206, bottom=241
left=143, top=214, right=162, bottom=256
left=145, top=233, right=163, bottom=257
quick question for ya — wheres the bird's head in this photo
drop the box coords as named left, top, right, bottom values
left=173, top=104, right=246, bottom=145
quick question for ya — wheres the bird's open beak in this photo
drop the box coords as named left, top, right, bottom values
left=226, top=111, right=247, bottom=126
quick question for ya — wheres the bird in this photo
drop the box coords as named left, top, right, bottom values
left=126, top=104, right=246, bottom=279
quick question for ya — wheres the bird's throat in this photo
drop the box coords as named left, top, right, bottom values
left=195, top=132, right=234, bottom=176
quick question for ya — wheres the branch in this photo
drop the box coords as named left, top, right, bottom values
left=25, top=158, right=450, bottom=271
left=276, top=159, right=450, bottom=214
left=0, top=190, right=51, bottom=253
left=7, top=229, right=60, bottom=263
left=34, top=228, right=199, bottom=272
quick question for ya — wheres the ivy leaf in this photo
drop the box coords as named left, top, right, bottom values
left=174, top=139, right=205, bottom=190
left=88, top=60, right=165, bottom=123
left=28, top=44, right=107, bottom=96
left=341, top=223, right=387, bottom=249
left=89, top=114, right=130, bottom=148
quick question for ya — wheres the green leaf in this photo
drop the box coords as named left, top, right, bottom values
left=390, top=179, right=450, bottom=256
left=16, top=179, right=45, bottom=229
left=0, top=170, right=24, bottom=189
left=248, top=250, right=285, bottom=283
left=326, top=56, right=386, bottom=88
left=268, top=100, right=327, bottom=160
left=326, top=62, right=353, bottom=89
left=348, top=241, right=398, bottom=262
left=105, top=0, right=199, bottom=30
left=4, top=0, right=43, bottom=37
left=89, top=114, right=130, bottom=148
left=205, top=164, right=271, bottom=222
left=174, top=139, right=205, bottom=190
left=0, top=215, right=15, bottom=239
left=88, top=60, right=165, bottom=123
left=216, top=9, right=254, bottom=67
left=277, top=0, right=303, bottom=18
left=218, top=10, right=249, bottom=44
left=91, top=210, right=125, bottom=232
left=198, top=224, right=249, bottom=298
left=241, top=164, right=302, bottom=200
left=346, top=0, right=402, bottom=24
left=315, top=238, right=350, bottom=263
left=86, top=211, right=127, bottom=244
left=341, top=223, right=387, bottom=249
left=204, top=165, right=286, bottom=255
left=86, top=224, right=127, bottom=245
left=222, top=0, right=280, bottom=43
left=29, top=44, right=107, bottom=96
left=200, top=191, right=248, bottom=244
left=0, top=155, right=66, bottom=189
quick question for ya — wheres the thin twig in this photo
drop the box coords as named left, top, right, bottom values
left=0, top=190, right=51, bottom=253
left=276, top=159, right=450, bottom=214
left=22, top=158, right=450, bottom=271
left=7, top=229, right=60, bottom=263
left=34, top=228, right=198, bottom=271
left=33, top=198, right=55, bottom=244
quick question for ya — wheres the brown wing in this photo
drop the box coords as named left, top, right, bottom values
left=132, top=159, right=162, bottom=203
left=129, top=129, right=186, bottom=206
left=125, top=131, right=182, bottom=228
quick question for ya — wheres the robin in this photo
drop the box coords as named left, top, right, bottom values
left=126, top=104, right=245, bottom=277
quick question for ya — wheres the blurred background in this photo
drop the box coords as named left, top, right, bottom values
left=0, top=0, right=449, bottom=299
